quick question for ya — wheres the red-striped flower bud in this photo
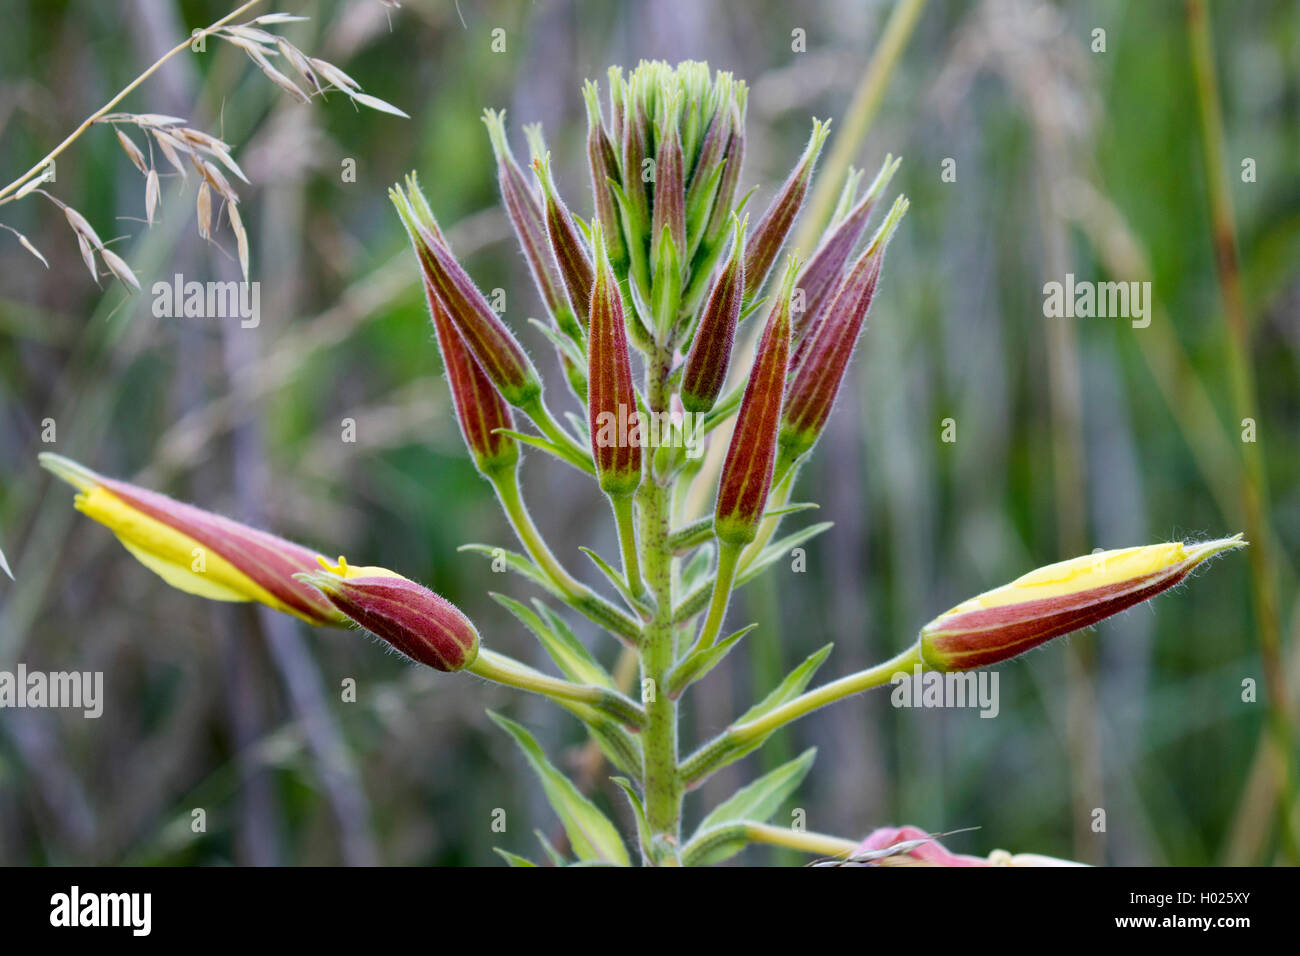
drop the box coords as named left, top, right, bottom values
left=535, top=155, right=595, bottom=326
left=792, top=156, right=898, bottom=350
left=651, top=96, right=686, bottom=262
left=298, top=557, right=480, bottom=673
left=918, top=537, right=1247, bottom=672
left=701, top=95, right=747, bottom=249
left=425, top=278, right=519, bottom=477
left=681, top=215, right=745, bottom=412
left=714, top=257, right=797, bottom=546
left=482, top=109, right=579, bottom=342
left=620, top=78, right=652, bottom=229
left=583, top=82, right=629, bottom=278
left=390, top=177, right=541, bottom=408
left=780, top=196, right=907, bottom=465
left=588, top=220, right=642, bottom=497
left=743, top=119, right=830, bottom=299
left=685, top=74, right=733, bottom=212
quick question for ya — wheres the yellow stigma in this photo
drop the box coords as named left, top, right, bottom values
left=314, top=554, right=405, bottom=581
left=941, top=536, right=1246, bottom=615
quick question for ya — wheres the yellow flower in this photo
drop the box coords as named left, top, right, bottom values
left=41, top=453, right=346, bottom=626
left=919, top=536, right=1247, bottom=671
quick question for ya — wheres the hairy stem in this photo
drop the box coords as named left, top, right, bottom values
left=491, top=467, right=587, bottom=600
left=611, top=494, right=645, bottom=597
left=743, top=822, right=858, bottom=858
left=639, top=345, right=682, bottom=860
left=469, top=648, right=644, bottom=728
left=680, top=643, right=922, bottom=786
left=522, top=396, right=596, bottom=475
left=735, top=643, right=922, bottom=743
left=490, top=467, right=641, bottom=642
left=694, top=539, right=742, bottom=651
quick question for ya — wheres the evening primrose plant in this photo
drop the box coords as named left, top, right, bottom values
left=41, top=61, right=1246, bottom=867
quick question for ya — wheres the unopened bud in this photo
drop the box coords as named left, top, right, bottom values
left=681, top=215, right=746, bottom=412
left=714, top=256, right=797, bottom=545
left=588, top=220, right=642, bottom=497
left=918, top=537, right=1247, bottom=672
left=299, top=557, right=480, bottom=672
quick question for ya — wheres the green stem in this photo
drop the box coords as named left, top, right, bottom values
left=737, top=463, right=797, bottom=574
left=693, top=540, right=742, bottom=652
left=680, top=643, right=922, bottom=786
left=679, top=820, right=857, bottom=866
left=743, top=822, right=858, bottom=858
left=735, top=643, right=922, bottom=743
left=468, top=648, right=644, bottom=728
left=491, top=467, right=586, bottom=600
left=639, top=346, right=682, bottom=861
left=611, top=494, right=645, bottom=597
left=490, top=466, right=641, bottom=642
left=522, top=396, right=595, bottom=475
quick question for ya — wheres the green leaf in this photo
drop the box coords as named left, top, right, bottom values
left=579, top=546, right=653, bottom=616
left=488, top=711, right=631, bottom=867
left=536, top=601, right=616, bottom=684
left=494, top=848, right=539, bottom=867
left=680, top=823, right=751, bottom=867
left=696, top=748, right=817, bottom=847
left=611, top=777, right=652, bottom=861
left=736, top=521, right=835, bottom=586
left=534, top=829, right=568, bottom=867
left=668, top=623, right=758, bottom=696
left=737, top=644, right=834, bottom=726
left=490, top=593, right=613, bottom=688
left=565, top=705, right=643, bottom=777
left=458, top=543, right=554, bottom=594
left=528, top=317, right=586, bottom=369
left=494, top=428, right=591, bottom=472
left=762, top=501, right=819, bottom=520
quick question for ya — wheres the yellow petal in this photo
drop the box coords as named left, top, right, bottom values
left=945, top=536, right=1245, bottom=614
left=76, top=486, right=299, bottom=615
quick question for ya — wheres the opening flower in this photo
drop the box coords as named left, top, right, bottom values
left=40, top=452, right=346, bottom=626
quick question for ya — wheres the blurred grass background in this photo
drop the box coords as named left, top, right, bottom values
left=1, top=0, right=1297, bottom=865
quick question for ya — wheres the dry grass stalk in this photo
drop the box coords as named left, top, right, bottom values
left=0, top=4, right=408, bottom=290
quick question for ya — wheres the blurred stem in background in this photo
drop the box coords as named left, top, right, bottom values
left=792, top=0, right=929, bottom=253
left=1033, top=88, right=1103, bottom=866
left=1185, top=0, right=1298, bottom=862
